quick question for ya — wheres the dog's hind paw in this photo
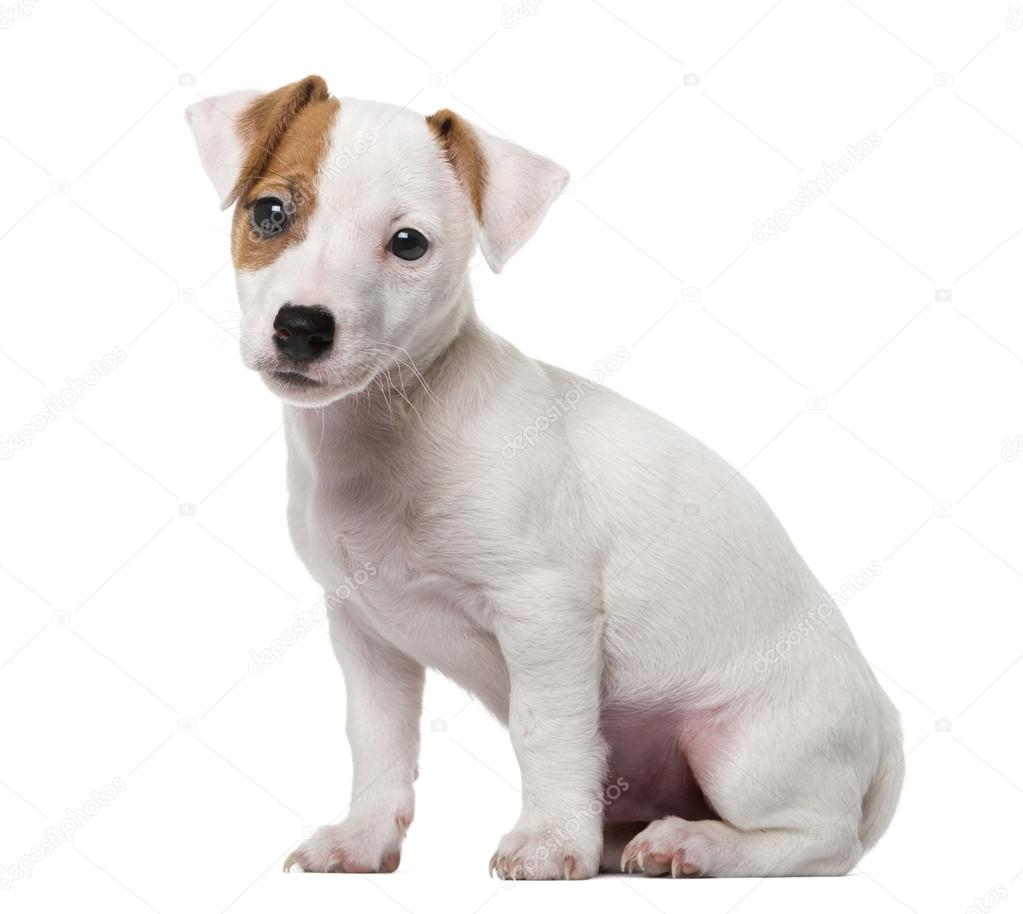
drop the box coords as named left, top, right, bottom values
left=620, top=818, right=706, bottom=877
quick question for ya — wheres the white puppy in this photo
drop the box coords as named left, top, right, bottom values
left=186, top=76, right=903, bottom=880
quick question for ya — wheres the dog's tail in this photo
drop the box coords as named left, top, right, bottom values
left=858, top=705, right=904, bottom=852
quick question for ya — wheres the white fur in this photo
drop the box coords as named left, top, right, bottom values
left=187, top=93, right=903, bottom=880
left=184, top=91, right=260, bottom=208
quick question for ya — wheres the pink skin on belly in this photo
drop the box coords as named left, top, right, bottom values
left=600, top=706, right=727, bottom=823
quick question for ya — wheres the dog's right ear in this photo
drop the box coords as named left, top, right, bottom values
left=184, top=76, right=331, bottom=209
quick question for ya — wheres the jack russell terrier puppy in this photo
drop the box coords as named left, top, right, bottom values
left=185, top=75, right=903, bottom=880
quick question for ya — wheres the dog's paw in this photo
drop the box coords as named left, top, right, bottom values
left=489, top=826, right=599, bottom=881
left=283, top=814, right=409, bottom=874
left=620, top=817, right=707, bottom=878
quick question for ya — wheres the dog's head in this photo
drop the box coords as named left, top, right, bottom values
left=185, top=75, right=568, bottom=406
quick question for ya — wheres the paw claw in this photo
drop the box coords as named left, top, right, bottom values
left=325, top=851, right=348, bottom=873
left=622, top=820, right=705, bottom=878
left=492, top=828, right=597, bottom=880
left=283, top=817, right=405, bottom=874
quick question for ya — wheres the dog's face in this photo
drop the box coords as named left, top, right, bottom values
left=186, top=76, right=568, bottom=406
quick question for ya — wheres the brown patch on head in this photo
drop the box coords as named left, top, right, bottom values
left=229, top=75, right=339, bottom=271
left=426, top=109, right=488, bottom=221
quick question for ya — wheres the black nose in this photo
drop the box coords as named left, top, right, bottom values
left=273, top=304, right=334, bottom=363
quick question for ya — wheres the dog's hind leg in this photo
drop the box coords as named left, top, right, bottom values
left=620, top=704, right=900, bottom=877
left=621, top=814, right=859, bottom=877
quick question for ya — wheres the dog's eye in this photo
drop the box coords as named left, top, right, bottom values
left=251, top=197, right=290, bottom=237
left=389, top=228, right=429, bottom=261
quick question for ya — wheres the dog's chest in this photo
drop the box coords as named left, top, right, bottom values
left=289, top=469, right=499, bottom=677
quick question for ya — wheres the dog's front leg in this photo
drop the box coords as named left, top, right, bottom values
left=489, top=585, right=606, bottom=880
left=284, top=607, right=424, bottom=874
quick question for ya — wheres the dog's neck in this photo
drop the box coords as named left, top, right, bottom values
left=284, top=281, right=500, bottom=477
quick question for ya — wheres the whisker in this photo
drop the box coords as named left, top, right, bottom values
left=368, top=343, right=443, bottom=407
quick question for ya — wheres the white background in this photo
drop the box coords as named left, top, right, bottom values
left=1, top=1, right=1021, bottom=912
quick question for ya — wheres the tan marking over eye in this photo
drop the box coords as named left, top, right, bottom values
left=229, top=75, right=340, bottom=271
left=426, top=108, right=488, bottom=222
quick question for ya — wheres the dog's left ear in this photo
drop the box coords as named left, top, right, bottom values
left=427, top=109, right=569, bottom=273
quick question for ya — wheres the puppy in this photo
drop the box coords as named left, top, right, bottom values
left=186, top=75, right=903, bottom=880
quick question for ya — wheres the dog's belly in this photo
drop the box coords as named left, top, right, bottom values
left=601, top=707, right=719, bottom=823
